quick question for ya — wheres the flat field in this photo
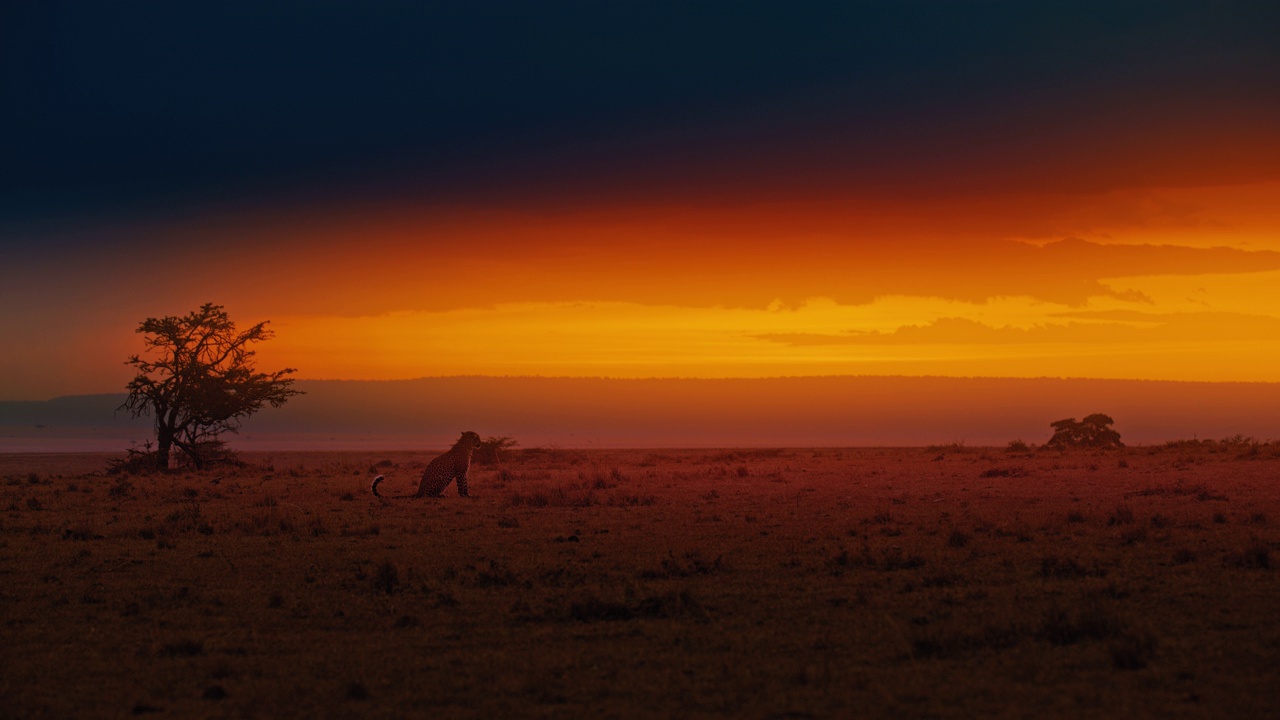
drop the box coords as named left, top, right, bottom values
left=2, top=445, right=1278, bottom=719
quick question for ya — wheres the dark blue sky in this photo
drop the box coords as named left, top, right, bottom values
left=3, top=2, right=1279, bottom=232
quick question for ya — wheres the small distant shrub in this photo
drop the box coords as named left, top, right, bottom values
left=107, top=443, right=165, bottom=475
left=1006, top=439, right=1030, bottom=452
left=474, top=436, right=518, bottom=465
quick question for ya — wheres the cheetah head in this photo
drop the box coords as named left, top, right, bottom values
left=461, top=431, right=482, bottom=449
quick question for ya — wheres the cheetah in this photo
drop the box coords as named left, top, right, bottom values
left=371, top=431, right=482, bottom=498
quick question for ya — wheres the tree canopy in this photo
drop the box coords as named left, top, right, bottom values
left=121, top=303, right=301, bottom=470
left=1047, top=413, right=1123, bottom=449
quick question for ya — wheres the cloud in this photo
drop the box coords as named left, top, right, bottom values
left=754, top=310, right=1280, bottom=347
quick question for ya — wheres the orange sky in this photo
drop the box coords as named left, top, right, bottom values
left=3, top=176, right=1279, bottom=401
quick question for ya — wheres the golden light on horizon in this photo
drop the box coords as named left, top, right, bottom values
left=255, top=262, right=1280, bottom=384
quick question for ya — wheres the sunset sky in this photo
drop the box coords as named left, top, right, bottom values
left=3, top=2, right=1280, bottom=402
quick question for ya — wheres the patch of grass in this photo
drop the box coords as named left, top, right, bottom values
left=1126, top=483, right=1226, bottom=501
left=642, top=552, right=728, bottom=579
left=979, top=466, right=1028, bottom=478
left=507, top=482, right=597, bottom=507
left=1119, top=524, right=1148, bottom=545
left=1037, top=600, right=1125, bottom=645
left=565, top=589, right=705, bottom=623
left=911, top=623, right=1021, bottom=659
left=1107, top=504, right=1135, bottom=526
left=1039, top=556, right=1103, bottom=579
left=1225, top=537, right=1271, bottom=569
left=838, top=545, right=926, bottom=572
left=1110, top=632, right=1158, bottom=670
left=372, top=560, right=401, bottom=594
left=474, top=560, right=518, bottom=588
left=607, top=491, right=657, bottom=506
left=108, top=477, right=135, bottom=499
left=158, top=639, right=205, bottom=658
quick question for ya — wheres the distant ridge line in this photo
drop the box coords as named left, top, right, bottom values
left=3, top=376, right=1278, bottom=450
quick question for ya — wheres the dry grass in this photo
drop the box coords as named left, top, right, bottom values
left=0, top=446, right=1277, bottom=718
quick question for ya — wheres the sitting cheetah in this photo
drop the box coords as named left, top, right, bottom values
left=371, top=431, right=482, bottom=498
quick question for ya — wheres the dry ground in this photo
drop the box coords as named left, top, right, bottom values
left=2, top=444, right=1278, bottom=719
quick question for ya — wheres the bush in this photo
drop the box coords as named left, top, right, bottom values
left=474, top=436, right=518, bottom=465
left=1047, top=413, right=1123, bottom=449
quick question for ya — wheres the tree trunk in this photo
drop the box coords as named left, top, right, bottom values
left=156, top=425, right=173, bottom=471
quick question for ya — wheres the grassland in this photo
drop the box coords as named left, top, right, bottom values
left=2, top=444, right=1278, bottom=718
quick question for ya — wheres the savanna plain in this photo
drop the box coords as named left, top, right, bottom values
left=2, top=443, right=1278, bottom=719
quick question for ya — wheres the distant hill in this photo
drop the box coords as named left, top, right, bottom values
left=4, top=376, right=1279, bottom=451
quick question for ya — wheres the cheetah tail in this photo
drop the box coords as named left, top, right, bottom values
left=371, top=474, right=385, bottom=497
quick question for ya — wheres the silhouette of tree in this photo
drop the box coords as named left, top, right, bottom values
left=1047, top=413, right=1123, bottom=449
left=120, top=303, right=301, bottom=470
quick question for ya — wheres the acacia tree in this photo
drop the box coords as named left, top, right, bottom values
left=1047, top=413, right=1123, bottom=449
left=121, top=303, right=302, bottom=470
